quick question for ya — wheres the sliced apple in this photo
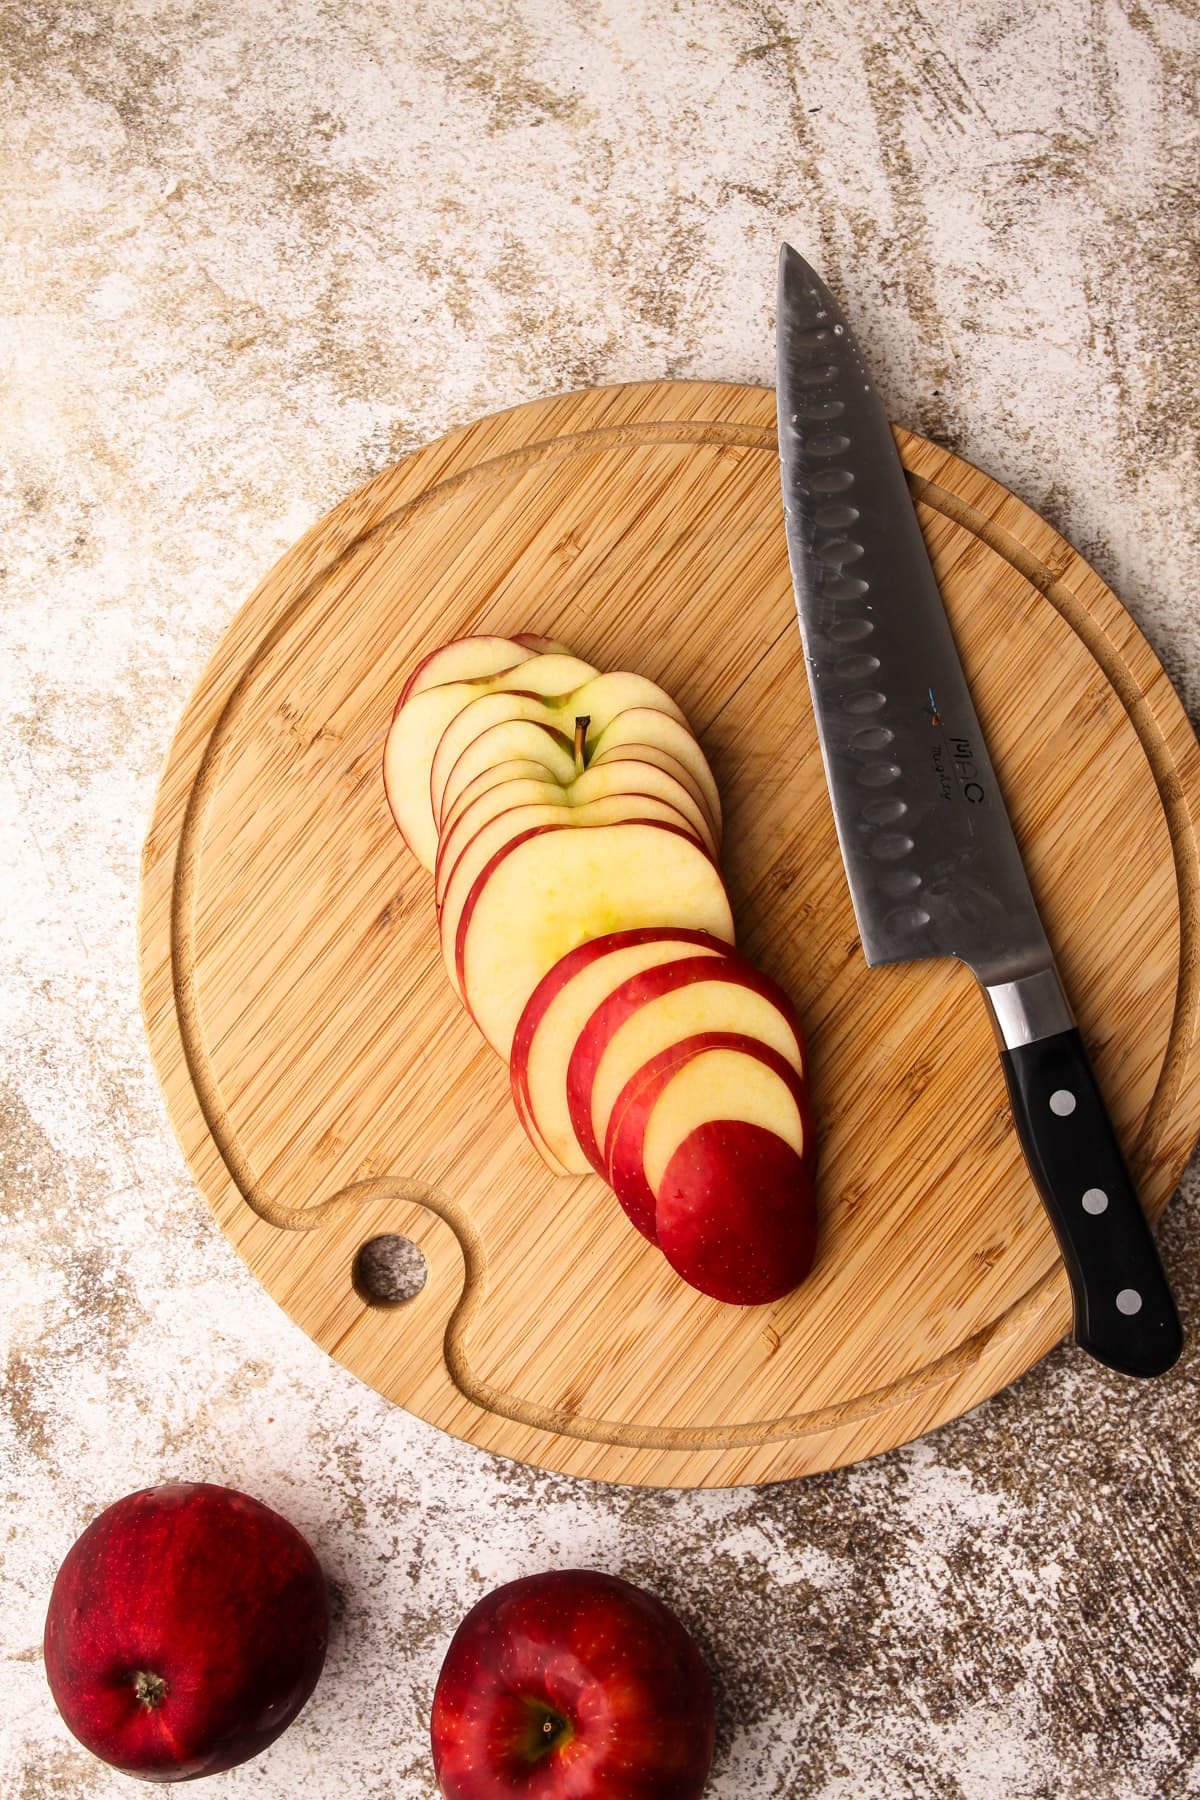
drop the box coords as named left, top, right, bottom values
left=428, top=672, right=691, bottom=832
left=436, top=762, right=719, bottom=908
left=509, top=929, right=734, bottom=1174
left=589, top=740, right=721, bottom=847
left=395, top=635, right=538, bottom=713
left=590, top=709, right=722, bottom=839
left=441, top=738, right=717, bottom=856
left=440, top=757, right=573, bottom=845
left=604, top=1032, right=815, bottom=1242
left=437, top=794, right=711, bottom=995
left=566, top=953, right=808, bottom=1175
left=455, top=823, right=735, bottom=1060
left=438, top=724, right=578, bottom=827
left=384, top=654, right=598, bottom=868
left=656, top=1122, right=818, bottom=1304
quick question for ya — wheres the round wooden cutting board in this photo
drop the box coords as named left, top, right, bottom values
left=139, top=381, right=1200, bottom=1488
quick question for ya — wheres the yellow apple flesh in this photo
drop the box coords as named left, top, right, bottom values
left=455, top=823, right=735, bottom=1060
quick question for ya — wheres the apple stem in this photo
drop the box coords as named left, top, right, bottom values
left=134, top=1671, right=168, bottom=1711
left=573, top=715, right=590, bottom=776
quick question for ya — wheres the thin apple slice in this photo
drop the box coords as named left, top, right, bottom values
left=436, top=763, right=719, bottom=908
left=509, top=929, right=734, bottom=1174
left=656, top=1122, right=818, bottom=1304
left=590, top=709, right=722, bottom=839
left=440, top=757, right=572, bottom=845
left=437, top=795, right=710, bottom=995
left=384, top=654, right=597, bottom=868
left=428, top=672, right=690, bottom=832
left=604, top=1033, right=815, bottom=1242
left=395, top=635, right=537, bottom=712
left=589, top=740, right=721, bottom=847
left=441, top=742, right=717, bottom=856
left=439, top=725, right=577, bottom=828
left=455, top=823, right=735, bottom=1061
left=566, top=953, right=808, bottom=1175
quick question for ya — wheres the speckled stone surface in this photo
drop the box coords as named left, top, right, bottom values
left=3, top=3, right=1199, bottom=1795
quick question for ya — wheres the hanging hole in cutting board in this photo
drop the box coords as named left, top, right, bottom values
left=353, top=1234, right=429, bottom=1307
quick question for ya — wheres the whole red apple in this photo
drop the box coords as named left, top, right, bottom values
left=43, top=1482, right=329, bottom=1782
left=430, top=1569, right=715, bottom=1798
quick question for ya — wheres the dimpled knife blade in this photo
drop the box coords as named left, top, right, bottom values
left=776, top=242, right=1181, bottom=1378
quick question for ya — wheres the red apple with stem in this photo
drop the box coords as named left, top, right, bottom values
left=43, top=1482, right=329, bottom=1782
left=431, top=1569, right=715, bottom=1799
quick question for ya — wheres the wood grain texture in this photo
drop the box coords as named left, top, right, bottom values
left=138, top=381, right=1200, bottom=1488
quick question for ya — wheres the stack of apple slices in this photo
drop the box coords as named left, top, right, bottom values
left=384, top=633, right=817, bottom=1305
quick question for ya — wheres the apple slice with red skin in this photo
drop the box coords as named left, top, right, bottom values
left=656, top=1121, right=818, bottom=1304
left=439, top=722, right=579, bottom=827
left=43, top=1483, right=328, bottom=1782
left=604, top=1031, right=816, bottom=1242
left=590, top=738, right=721, bottom=846
left=510, top=929, right=734, bottom=1174
left=430, top=1569, right=714, bottom=1800
left=436, top=794, right=711, bottom=996
left=590, top=709, right=722, bottom=838
left=440, top=757, right=571, bottom=842
left=566, top=952, right=808, bottom=1175
left=384, top=654, right=598, bottom=868
left=427, top=672, right=690, bottom=832
left=455, top=822, right=735, bottom=1060
left=436, top=763, right=719, bottom=908
left=395, top=635, right=538, bottom=713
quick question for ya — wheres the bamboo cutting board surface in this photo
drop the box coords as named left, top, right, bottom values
left=139, top=381, right=1200, bottom=1488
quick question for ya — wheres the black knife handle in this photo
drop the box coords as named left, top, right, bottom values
left=999, top=1027, right=1182, bottom=1377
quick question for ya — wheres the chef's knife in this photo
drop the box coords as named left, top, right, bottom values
left=776, top=243, right=1182, bottom=1378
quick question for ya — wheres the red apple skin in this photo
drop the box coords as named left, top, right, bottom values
left=604, top=1029, right=817, bottom=1244
left=430, top=1570, right=715, bottom=1800
left=43, top=1483, right=329, bottom=1783
left=565, top=951, right=809, bottom=1176
left=509, top=927, right=733, bottom=1141
left=655, top=1120, right=818, bottom=1304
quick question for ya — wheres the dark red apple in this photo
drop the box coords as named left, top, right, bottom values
left=43, top=1482, right=329, bottom=1782
left=430, top=1569, right=715, bottom=1799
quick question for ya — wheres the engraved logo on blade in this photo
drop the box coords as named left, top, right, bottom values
left=930, top=690, right=986, bottom=807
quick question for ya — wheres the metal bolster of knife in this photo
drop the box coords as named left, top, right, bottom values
left=979, top=965, right=1075, bottom=1051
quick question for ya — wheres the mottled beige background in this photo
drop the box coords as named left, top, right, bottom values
left=3, top=2, right=1199, bottom=1796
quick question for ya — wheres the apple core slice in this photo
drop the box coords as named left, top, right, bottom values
left=428, top=672, right=690, bottom=831
left=655, top=1121, right=818, bottom=1304
left=567, top=954, right=808, bottom=1174
left=455, top=823, right=735, bottom=1060
left=510, top=930, right=734, bottom=1174
left=604, top=1032, right=815, bottom=1241
left=436, top=766, right=718, bottom=909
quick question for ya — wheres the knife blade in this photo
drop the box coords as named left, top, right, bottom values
left=776, top=242, right=1182, bottom=1379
